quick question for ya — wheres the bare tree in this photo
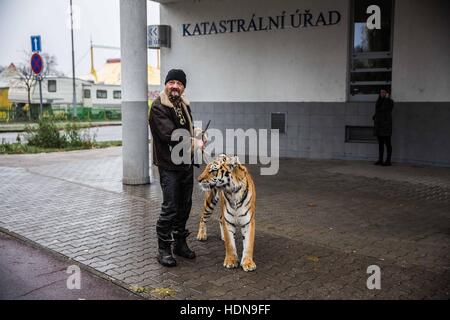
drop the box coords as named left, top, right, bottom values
left=16, top=51, right=62, bottom=119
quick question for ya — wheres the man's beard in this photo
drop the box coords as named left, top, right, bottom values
left=168, top=89, right=181, bottom=103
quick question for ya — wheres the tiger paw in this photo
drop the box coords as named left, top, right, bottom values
left=196, top=228, right=207, bottom=241
left=223, top=255, right=239, bottom=269
left=241, top=257, right=256, bottom=272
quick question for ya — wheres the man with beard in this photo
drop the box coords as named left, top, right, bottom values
left=149, top=69, right=204, bottom=267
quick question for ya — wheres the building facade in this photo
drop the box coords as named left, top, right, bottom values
left=154, top=0, right=450, bottom=166
left=7, top=76, right=123, bottom=109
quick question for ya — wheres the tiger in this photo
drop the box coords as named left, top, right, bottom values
left=197, top=154, right=257, bottom=272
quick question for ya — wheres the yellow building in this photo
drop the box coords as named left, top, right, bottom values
left=82, top=58, right=161, bottom=86
left=0, top=63, right=19, bottom=122
left=0, top=88, right=12, bottom=122
left=0, top=87, right=12, bottom=109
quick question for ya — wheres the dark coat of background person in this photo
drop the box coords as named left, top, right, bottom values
left=373, top=97, right=394, bottom=137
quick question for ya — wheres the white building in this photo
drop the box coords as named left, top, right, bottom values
left=149, top=0, right=450, bottom=167
left=7, top=76, right=123, bottom=109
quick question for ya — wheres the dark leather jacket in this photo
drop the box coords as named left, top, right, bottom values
left=149, top=91, right=194, bottom=171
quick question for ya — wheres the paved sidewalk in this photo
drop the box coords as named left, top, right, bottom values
left=0, top=147, right=449, bottom=299
left=0, top=231, right=141, bottom=300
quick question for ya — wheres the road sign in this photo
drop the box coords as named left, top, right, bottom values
left=147, top=25, right=171, bottom=49
left=31, top=53, right=44, bottom=75
left=31, top=35, right=42, bottom=52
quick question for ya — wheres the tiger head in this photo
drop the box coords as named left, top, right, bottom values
left=198, top=154, right=245, bottom=192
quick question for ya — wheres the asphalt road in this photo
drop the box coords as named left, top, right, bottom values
left=0, top=231, right=141, bottom=300
left=0, top=125, right=130, bottom=143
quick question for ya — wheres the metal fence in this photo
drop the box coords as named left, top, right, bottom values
left=0, top=105, right=122, bottom=123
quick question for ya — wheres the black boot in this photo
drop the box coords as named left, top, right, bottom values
left=383, top=146, right=392, bottom=166
left=173, top=231, right=196, bottom=259
left=157, top=239, right=177, bottom=267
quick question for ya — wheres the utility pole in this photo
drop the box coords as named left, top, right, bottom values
left=70, top=0, right=77, bottom=119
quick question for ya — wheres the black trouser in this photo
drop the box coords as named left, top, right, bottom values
left=377, top=136, right=392, bottom=162
left=156, top=167, right=194, bottom=241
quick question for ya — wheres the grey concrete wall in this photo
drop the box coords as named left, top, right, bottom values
left=393, top=103, right=450, bottom=167
left=393, top=0, right=450, bottom=102
left=191, top=102, right=450, bottom=167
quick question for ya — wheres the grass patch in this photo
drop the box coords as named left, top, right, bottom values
left=0, top=121, right=122, bottom=133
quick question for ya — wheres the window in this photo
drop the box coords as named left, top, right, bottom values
left=48, top=80, right=57, bottom=92
left=345, top=126, right=377, bottom=143
left=96, top=90, right=107, bottom=99
left=113, top=90, right=121, bottom=99
left=84, top=89, right=91, bottom=99
left=350, top=0, right=394, bottom=101
left=271, top=113, right=286, bottom=134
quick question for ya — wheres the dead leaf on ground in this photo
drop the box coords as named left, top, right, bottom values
left=306, top=256, right=320, bottom=263
left=151, top=287, right=177, bottom=298
left=130, top=286, right=151, bottom=294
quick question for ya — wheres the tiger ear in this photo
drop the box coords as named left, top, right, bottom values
left=216, top=154, right=228, bottom=163
left=228, top=156, right=241, bottom=169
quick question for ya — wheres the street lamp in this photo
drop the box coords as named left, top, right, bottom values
left=70, top=0, right=77, bottom=119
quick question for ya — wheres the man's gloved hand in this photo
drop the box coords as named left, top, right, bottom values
left=192, top=127, right=205, bottom=151
left=192, top=137, right=205, bottom=151
left=193, top=127, right=209, bottom=145
left=193, top=127, right=203, bottom=139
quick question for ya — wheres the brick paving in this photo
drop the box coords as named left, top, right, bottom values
left=0, top=147, right=449, bottom=299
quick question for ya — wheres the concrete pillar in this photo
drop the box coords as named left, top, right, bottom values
left=120, top=0, right=150, bottom=185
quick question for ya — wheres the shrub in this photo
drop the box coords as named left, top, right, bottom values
left=64, top=122, right=96, bottom=148
left=24, top=117, right=97, bottom=149
left=25, top=117, right=66, bottom=148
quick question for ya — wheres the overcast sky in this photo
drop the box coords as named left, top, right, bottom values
left=0, top=0, right=160, bottom=76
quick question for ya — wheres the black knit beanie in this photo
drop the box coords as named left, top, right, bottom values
left=165, top=69, right=187, bottom=88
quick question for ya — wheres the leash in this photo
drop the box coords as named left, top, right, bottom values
left=201, top=120, right=211, bottom=164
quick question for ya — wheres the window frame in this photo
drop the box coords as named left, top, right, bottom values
left=345, top=125, right=377, bottom=143
left=113, top=90, right=122, bottom=99
left=47, top=80, right=57, bottom=93
left=84, top=89, right=91, bottom=99
left=348, top=0, right=395, bottom=102
left=96, top=89, right=108, bottom=99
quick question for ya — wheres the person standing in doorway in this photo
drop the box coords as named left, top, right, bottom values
left=149, top=69, right=204, bottom=267
left=373, top=89, right=394, bottom=166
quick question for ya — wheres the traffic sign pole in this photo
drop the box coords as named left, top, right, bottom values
left=38, top=76, right=43, bottom=119
left=30, top=36, right=44, bottom=119
left=31, top=53, right=44, bottom=119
